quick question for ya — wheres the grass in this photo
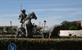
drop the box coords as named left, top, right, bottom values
left=0, top=37, right=82, bottom=50
left=0, top=37, right=82, bottom=42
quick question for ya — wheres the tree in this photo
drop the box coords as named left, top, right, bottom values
left=69, top=26, right=77, bottom=30
left=61, top=21, right=70, bottom=30
left=61, top=21, right=81, bottom=30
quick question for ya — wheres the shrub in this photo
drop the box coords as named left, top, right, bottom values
left=0, top=38, right=82, bottom=50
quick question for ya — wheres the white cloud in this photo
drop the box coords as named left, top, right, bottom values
left=32, top=16, right=64, bottom=26
left=27, top=8, right=81, bottom=12
left=0, top=8, right=81, bottom=26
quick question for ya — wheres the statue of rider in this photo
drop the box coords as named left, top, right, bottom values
left=18, top=9, right=27, bottom=37
left=19, top=9, right=27, bottom=24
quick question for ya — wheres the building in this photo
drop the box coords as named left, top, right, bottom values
left=74, top=20, right=82, bottom=27
left=59, top=20, right=82, bottom=37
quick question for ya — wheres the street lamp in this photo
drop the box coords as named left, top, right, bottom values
left=42, top=20, right=46, bottom=38
left=10, top=21, right=12, bottom=38
left=44, top=20, right=46, bottom=28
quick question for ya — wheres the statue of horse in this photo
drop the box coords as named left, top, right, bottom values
left=16, top=9, right=61, bottom=38
left=38, top=25, right=61, bottom=38
left=17, top=10, right=37, bottom=38
left=23, top=12, right=37, bottom=38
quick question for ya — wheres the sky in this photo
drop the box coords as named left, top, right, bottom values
left=0, top=0, right=82, bottom=26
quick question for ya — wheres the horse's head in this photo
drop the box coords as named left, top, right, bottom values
left=23, top=12, right=37, bottom=25
left=30, top=12, right=37, bottom=20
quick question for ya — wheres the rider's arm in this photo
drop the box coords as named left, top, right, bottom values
left=18, top=14, right=22, bottom=20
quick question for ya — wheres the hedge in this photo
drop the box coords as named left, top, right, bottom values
left=0, top=38, right=82, bottom=50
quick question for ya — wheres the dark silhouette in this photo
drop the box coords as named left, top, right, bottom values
left=17, top=9, right=61, bottom=38
left=50, top=25, right=61, bottom=38
left=17, top=9, right=37, bottom=38
left=19, top=9, right=27, bottom=24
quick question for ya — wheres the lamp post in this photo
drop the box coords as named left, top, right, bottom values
left=42, top=20, right=46, bottom=38
left=44, top=20, right=46, bottom=29
left=10, top=21, right=12, bottom=37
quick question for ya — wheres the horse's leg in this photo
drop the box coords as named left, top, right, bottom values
left=48, top=32, right=51, bottom=38
left=24, top=24, right=28, bottom=37
left=40, top=31, right=44, bottom=38
left=16, top=31, right=20, bottom=38
left=29, top=28, right=33, bottom=38
left=26, top=27, right=33, bottom=38
left=25, top=25, right=28, bottom=37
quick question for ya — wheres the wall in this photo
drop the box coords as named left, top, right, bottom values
left=60, top=30, right=82, bottom=36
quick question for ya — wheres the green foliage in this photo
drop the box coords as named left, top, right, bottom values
left=0, top=27, right=3, bottom=31
left=0, top=38, right=82, bottom=50
left=69, top=26, right=77, bottom=30
left=61, top=21, right=81, bottom=30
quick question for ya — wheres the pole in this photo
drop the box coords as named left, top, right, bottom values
left=42, top=20, right=46, bottom=38
left=21, top=5, right=22, bottom=11
left=10, top=21, right=12, bottom=38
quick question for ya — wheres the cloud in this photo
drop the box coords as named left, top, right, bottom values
left=31, top=9, right=82, bottom=26
left=27, top=8, right=81, bottom=12
left=32, top=15, right=64, bottom=26
left=0, top=8, right=82, bottom=26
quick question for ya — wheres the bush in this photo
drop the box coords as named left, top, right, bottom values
left=0, top=38, right=82, bottom=50
left=69, top=26, right=77, bottom=30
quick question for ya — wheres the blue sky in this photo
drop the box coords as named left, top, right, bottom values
left=0, top=0, right=82, bottom=26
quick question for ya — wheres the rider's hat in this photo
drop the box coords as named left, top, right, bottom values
left=21, top=9, right=26, bottom=13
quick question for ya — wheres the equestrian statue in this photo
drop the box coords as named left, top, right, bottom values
left=16, top=9, right=62, bottom=38
left=16, top=9, right=37, bottom=38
